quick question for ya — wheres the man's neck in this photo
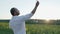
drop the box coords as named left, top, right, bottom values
left=13, top=15, right=18, bottom=16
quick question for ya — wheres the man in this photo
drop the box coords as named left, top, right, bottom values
left=9, top=1, right=39, bottom=34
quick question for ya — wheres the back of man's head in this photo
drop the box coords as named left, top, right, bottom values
left=10, top=7, right=19, bottom=16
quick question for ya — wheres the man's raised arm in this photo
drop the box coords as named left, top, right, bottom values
left=31, top=1, right=39, bottom=14
left=20, top=1, right=39, bottom=21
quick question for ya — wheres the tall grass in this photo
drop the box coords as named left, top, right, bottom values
left=0, top=22, right=60, bottom=34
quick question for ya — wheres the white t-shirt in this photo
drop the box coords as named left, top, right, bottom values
left=9, top=13, right=33, bottom=34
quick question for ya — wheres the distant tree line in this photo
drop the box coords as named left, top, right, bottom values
left=0, top=20, right=9, bottom=23
left=26, top=19, right=60, bottom=25
left=0, top=19, right=60, bottom=25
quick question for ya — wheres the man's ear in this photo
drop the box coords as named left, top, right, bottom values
left=14, top=12, right=16, bottom=15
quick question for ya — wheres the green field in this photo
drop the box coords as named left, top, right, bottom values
left=0, top=22, right=60, bottom=34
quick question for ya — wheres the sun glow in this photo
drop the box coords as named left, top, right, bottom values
left=46, top=19, right=50, bottom=22
left=44, top=19, right=50, bottom=23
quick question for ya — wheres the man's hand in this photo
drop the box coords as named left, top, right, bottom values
left=36, top=1, right=39, bottom=7
left=31, top=1, right=39, bottom=14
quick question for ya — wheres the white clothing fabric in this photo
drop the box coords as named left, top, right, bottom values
left=9, top=13, right=33, bottom=34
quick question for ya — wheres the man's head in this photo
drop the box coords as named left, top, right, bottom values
left=10, top=7, right=20, bottom=16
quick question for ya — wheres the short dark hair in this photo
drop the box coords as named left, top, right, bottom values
left=10, top=7, right=17, bottom=16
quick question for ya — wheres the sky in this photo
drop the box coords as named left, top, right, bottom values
left=0, top=0, right=60, bottom=20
